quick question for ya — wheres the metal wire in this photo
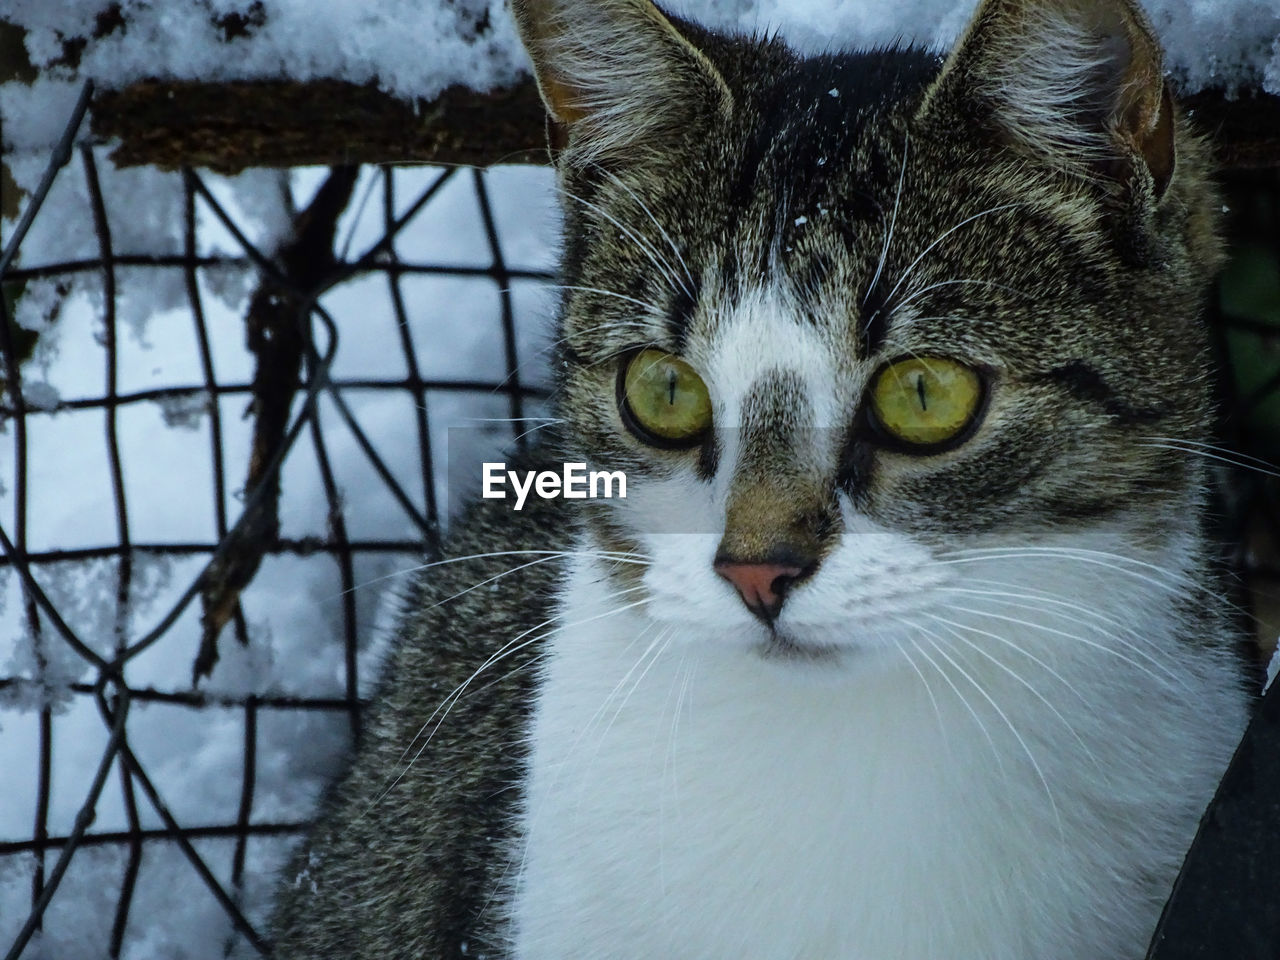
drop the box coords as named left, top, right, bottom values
left=0, top=87, right=552, bottom=958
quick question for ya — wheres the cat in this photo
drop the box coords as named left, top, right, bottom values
left=269, top=0, right=1253, bottom=957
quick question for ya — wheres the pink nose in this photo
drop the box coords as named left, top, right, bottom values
left=714, top=561, right=804, bottom=621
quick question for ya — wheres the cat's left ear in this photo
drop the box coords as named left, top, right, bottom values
left=919, top=0, right=1174, bottom=200
left=512, top=0, right=733, bottom=164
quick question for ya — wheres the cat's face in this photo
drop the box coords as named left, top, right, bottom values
left=517, top=0, right=1224, bottom=664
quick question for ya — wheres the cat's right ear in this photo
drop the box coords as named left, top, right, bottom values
left=512, top=0, right=733, bottom=165
left=918, top=0, right=1175, bottom=200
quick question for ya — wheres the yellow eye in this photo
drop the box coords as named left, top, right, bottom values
left=619, top=349, right=712, bottom=446
left=869, top=356, right=984, bottom=449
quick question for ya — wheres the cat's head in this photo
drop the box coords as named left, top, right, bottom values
left=514, top=0, right=1225, bottom=663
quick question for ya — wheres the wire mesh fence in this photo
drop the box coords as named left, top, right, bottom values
left=0, top=85, right=555, bottom=957
left=1, top=84, right=1279, bottom=959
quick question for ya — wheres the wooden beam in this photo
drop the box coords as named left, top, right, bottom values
left=90, top=78, right=550, bottom=173
left=87, top=76, right=1280, bottom=173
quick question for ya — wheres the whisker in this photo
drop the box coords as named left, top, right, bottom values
left=918, top=629, right=1064, bottom=838
left=327, top=550, right=587, bottom=601
left=511, top=420, right=564, bottom=443
left=926, top=613, right=1099, bottom=768
left=863, top=131, right=909, bottom=310
left=461, top=417, right=565, bottom=424
left=874, top=201, right=1023, bottom=323
left=413, top=587, right=652, bottom=762
left=514, top=619, right=672, bottom=890
left=944, top=572, right=1231, bottom=657
left=470, top=651, right=549, bottom=700
left=330, top=548, right=649, bottom=603
left=363, top=630, right=547, bottom=818
left=930, top=547, right=1189, bottom=595
left=944, top=602, right=1187, bottom=691
left=367, top=589, right=652, bottom=816
left=503, top=614, right=661, bottom=901
left=931, top=592, right=1112, bottom=683
left=1137, top=438, right=1280, bottom=481
left=599, top=627, right=675, bottom=751
left=425, top=555, right=567, bottom=610
left=940, top=582, right=1130, bottom=632
left=567, top=620, right=668, bottom=778
left=559, top=188, right=690, bottom=299
left=891, top=630, right=950, bottom=746
left=934, top=544, right=1253, bottom=623
left=546, top=282, right=669, bottom=317
left=590, top=163, right=698, bottom=294
left=891, top=276, right=1034, bottom=314
left=664, top=649, right=696, bottom=819
left=537, top=314, right=656, bottom=361
left=897, top=625, right=1007, bottom=776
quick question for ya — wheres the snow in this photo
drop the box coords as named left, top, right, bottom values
left=19, top=379, right=59, bottom=411
left=152, top=390, right=211, bottom=431
left=2, top=0, right=1279, bottom=153
left=3, top=154, right=287, bottom=360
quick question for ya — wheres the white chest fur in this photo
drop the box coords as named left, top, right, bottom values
left=508, top=554, right=1245, bottom=960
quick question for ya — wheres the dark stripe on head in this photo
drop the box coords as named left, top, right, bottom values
left=729, top=48, right=938, bottom=254
left=1037, top=361, right=1171, bottom=425
left=859, top=280, right=891, bottom=356
left=836, top=428, right=876, bottom=505
left=696, top=431, right=720, bottom=481
left=739, top=370, right=810, bottom=462
left=668, top=273, right=701, bottom=353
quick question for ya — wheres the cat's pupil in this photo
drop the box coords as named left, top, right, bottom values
left=667, top=370, right=677, bottom=406
left=915, top=373, right=928, bottom=411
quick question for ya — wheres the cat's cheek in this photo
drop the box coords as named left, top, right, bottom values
left=766, top=523, right=951, bottom=650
